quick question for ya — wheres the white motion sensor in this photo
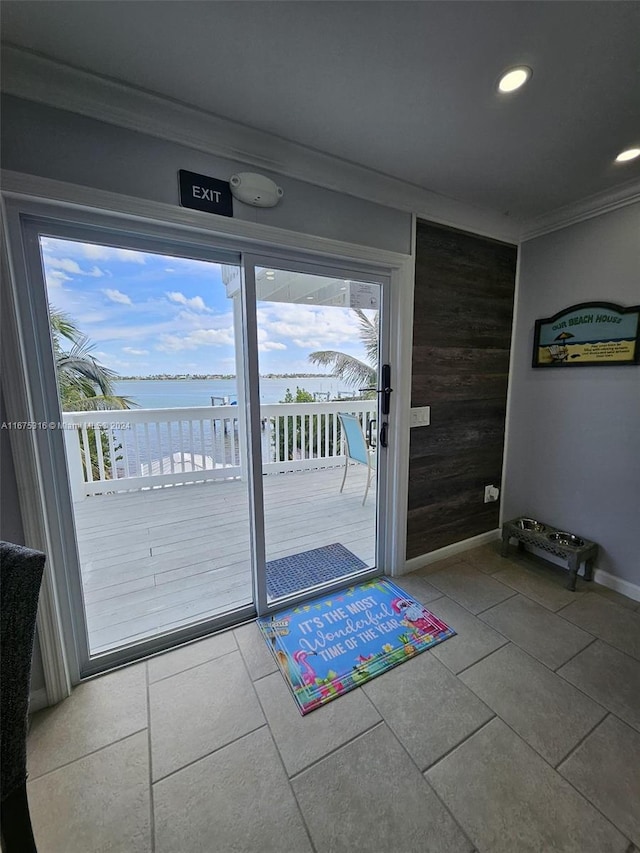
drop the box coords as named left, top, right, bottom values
left=229, top=173, right=284, bottom=208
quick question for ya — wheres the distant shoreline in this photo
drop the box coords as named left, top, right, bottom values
left=118, top=373, right=334, bottom=381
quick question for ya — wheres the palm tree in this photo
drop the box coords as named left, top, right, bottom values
left=49, top=307, right=135, bottom=411
left=308, top=308, right=378, bottom=391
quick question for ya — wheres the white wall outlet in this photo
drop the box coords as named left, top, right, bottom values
left=410, top=406, right=431, bottom=427
left=484, top=485, right=500, bottom=503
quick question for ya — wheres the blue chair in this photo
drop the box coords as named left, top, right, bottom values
left=337, top=412, right=376, bottom=506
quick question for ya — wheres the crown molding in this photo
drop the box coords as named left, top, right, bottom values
left=520, top=178, right=640, bottom=242
left=5, top=46, right=637, bottom=246
left=1, top=44, right=520, bottom=244
left=0, top=169, right=412, bottom=271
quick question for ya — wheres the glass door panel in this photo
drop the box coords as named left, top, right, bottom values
left=253, top=266, right=382, bottom=603
left=38, top=234, right=253, bottom=655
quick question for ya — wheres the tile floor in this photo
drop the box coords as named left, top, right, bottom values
left=26, top=543, right=640, bottom=853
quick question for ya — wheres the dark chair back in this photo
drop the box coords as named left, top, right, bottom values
left=1, top=541, right=46, bottom=852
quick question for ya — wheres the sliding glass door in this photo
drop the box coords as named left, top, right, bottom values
left=39, top=236, right=258, bottom=656
left=13, top=212, right=389, bottom=675
left=244, top=258, right=387, bottom=613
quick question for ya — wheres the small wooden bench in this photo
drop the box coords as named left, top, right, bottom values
left=501, top=518, right=598, bottom=591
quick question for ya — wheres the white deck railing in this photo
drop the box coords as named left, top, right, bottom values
left=62, top=400, right=377, bottom=499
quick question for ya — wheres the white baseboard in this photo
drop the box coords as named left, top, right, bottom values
left=593, top=568, right=640, bottom=603
left=509, top=543, right=640, bottom=603
left=29, top=687, right=49, bottom=713
left=399, top=529, right=501, bottom=576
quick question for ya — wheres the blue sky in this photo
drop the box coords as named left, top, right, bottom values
left=41, top=236, right=371, bottom=376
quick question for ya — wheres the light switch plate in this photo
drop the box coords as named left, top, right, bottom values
left=410, top=406, right=430, bottom=427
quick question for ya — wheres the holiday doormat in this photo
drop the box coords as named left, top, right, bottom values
left=266, top=543, right=368, bottom=599
left=258, top=578, right=456, bottom=715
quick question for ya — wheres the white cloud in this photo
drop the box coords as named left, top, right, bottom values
left=88, top=319, right=180, bottom=342
left=45, top=270, right=72, bottom=288
left=43, top=256, right=105, bottom=278
left=256, top=303, right=365, bottom=352
left=45, top=257, right=83, bottom=274
left=104, top=288, right=132, bottom=305
left=293, top=339, right=323, bottom=349
left=81, top=245, right=146, bottom=264
left=167, top=291, right=210, bottom=312
left=259, top=341, right=287, bottom=352
left=156, top=328, right=235, bottom=351
left=123, top=347, right=149, bottom=355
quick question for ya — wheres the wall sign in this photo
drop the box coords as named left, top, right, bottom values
left=349, top=281, right=380, bottom=310
left=533, top=302, right=640, bottom=367
left=178, top=170, right=233, bottom=217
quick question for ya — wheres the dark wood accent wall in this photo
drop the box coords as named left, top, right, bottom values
left=407, top=220, right=517, bottom=559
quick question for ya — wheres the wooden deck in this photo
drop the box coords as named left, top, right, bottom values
left=74, top=465, right=377, bottom=653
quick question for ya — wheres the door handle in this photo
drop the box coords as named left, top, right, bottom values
left=361, top=364, right=393, bottom=415
left=379, top=421, right=388, bottom=448
left=380, top=364, right=392, bottom=415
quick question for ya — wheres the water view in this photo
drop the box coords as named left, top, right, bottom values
left=113, top=377, right=361, bottom=409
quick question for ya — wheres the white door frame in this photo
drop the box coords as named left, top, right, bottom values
left=1, top=170, right=414, bottom=701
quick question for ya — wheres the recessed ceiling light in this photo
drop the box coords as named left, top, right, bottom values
left=497, top=66, right=532, bottom=93
left=615, top=147, right=640, bottom=163
left=306, top=296, right=314, bottom=300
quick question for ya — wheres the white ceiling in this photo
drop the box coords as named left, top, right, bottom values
left=2, top=1, right=639, bottom=223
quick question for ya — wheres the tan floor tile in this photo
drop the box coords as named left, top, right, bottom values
left=255, top=672, right=380, bottom=776
left=147, top=628, right=237, bottom=682
left=462, top=542, right=515, bottom=574
left=233, top=620, right=279, bottom=680
left=558, top=640, right=640, bottom=731
left=429, top=563, right=515, bottom=614
left=28, top=731, right=150, bottom=853
left=27, top=664, right=147, bottom=779
left=293, top=724, right=472, bottom=853
left=154, top=728, right=312, bottom=853
left=427, top=718, right=627, bottom=853
left=428, top=596, right=508, bottom=674
left=460, top=644, right=606, bottom=765
left=149, top=650, right=265, bottom=780
left=480, top=593, right=594, bottom=669
left=393, top=572, right=444, bottom=603
left=492, top=561, right=584, bottom=611
left=560, top=593, right=640, bottom=661
left=559, top=714, right=640, bottom=847
left=363, top=651, right=493, bottom=770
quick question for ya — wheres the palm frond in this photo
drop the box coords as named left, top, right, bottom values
left=307, top=307, right=379, bottom=391
left=308, top=351, right=376, bottom=388
left=57, top=338, right=119, bottom=397
left=49, top=305, right=83, bottom=345
left=353, top=309, right=379, bottom=366
left=49, top=305, right=137, bottom=412
left=71, top=395, right=137, bottom=412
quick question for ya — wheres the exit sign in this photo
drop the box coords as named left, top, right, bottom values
left=178, top=170, right=233, bottom=217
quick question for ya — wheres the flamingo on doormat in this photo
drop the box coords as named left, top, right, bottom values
left=293, top=649, right=318, bottom=686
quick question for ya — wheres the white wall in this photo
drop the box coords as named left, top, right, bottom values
left=503, top=202, right=640, bottom=588
left=1, top=94, right=412, bottom=254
